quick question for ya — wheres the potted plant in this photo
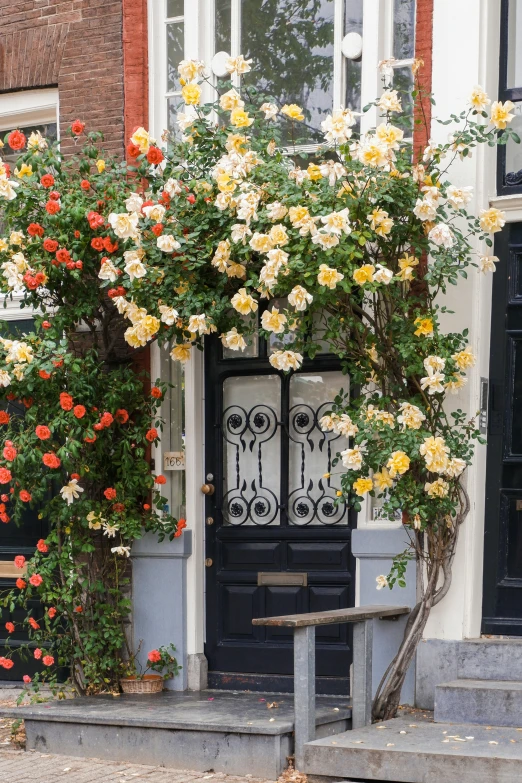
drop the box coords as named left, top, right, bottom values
left=120, top=643, right=180, bottom=694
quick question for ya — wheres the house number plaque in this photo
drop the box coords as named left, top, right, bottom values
left=163, top=451, right=185, bottom=471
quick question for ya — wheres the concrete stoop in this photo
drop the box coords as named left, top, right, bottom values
left=429, top=638, right=522, bottom=728
left=435, top=679, right=522, bottom=727
left=303, top=716, right=522, bottom=783
left=0, top=689, right=351, bottom=780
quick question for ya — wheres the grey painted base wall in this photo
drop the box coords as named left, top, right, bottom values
left=352, top=528, right=416, bottom=705
left=131, top=531, right=192, bottom=691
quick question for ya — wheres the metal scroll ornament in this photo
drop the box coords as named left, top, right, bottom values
left=222, top=403, right=279, bottom=526
left=287, top=401, right=348, bottom=525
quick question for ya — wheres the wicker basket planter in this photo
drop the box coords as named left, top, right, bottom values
left=120, top=674, right=164, bottom=694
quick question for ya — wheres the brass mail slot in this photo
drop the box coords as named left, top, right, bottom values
left=257, top=572, right=307, bottom=587
left=517, top=500, right=522, bottom=512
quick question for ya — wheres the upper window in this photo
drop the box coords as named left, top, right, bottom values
left=0, top=89, right=58, bottom=317
left=150, top=1, right=417, bottom=144
left=165, top=0, right=185, bottom=134
left=214, top=0, right=366, bottom=146
left=0, top=88, right=58, bottom=148
left=498, top=0, right=522, bottom=194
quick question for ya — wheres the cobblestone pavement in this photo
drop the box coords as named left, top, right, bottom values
left=0, top=748, right=276, bottom=783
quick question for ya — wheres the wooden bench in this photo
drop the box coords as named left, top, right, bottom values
left=253, top=605, right=410, bottom=769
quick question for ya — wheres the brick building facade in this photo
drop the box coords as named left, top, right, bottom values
left=0, top=0, right=147, bottom=155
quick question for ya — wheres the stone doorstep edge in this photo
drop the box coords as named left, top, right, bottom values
left=0, top=706, right=352, bottom=736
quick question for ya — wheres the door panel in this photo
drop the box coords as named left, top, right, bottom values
left=483, top=223, right=522, bottom=634
left=205, top=334, right=355, bottom=694
left=0, top=319, right=49, bottom=678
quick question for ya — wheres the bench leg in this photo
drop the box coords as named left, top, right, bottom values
left=352, top=619, right=373, bottom=729
left=294, top=625, right=315, bottom=771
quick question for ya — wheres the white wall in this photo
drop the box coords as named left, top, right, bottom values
left=424, top=0, right=500, bottom=640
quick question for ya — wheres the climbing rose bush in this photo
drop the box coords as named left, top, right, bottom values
left=0, top=56, right=517, bottom=709
left=0, top=126, right=181, bottom=694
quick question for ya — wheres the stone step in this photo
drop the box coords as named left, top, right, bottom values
left=0, top=689, right=351, bottom=780
left=435, top=679, right=522, bottom=727
left=304, top=716, right=522, bottom=782
left=457, top=638, right=522, bottom=681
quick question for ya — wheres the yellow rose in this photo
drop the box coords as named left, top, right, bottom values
left=139, top=315, right=161, bottom=340
left=216, top=173, right=236, bottom=193
left=288, top=205, right=310, bottom=226
left=130, top=127, right=150, bottom=154
left=219, top=89, right=244, bottom=112
left=469, top=86, right=490, bottom=112
left=15, top=163, right=33, bottom=178
left=231, top=287, right=258, bottom=315
left=490, top=100, right=515, bottom=130
left=479, top=207, right=506, bottom=233
left=386, top=451, right=410, bottom=478
left=281, top=104, right=304, bottom=121
left=414, top=317, right=433, bottom=337
left=171, top=343, right=192, bottom=362
left=425, top=478, right=449, bottom=498
left=182, top=83, right=202, bottom=106
left=225, top=133, right=249, bottom=154
left=261, top=307, right=287, bottom=334
left=353, top=265, right=375, bottom=286
left=353, top=477, right=373, bottom=496
left=307, top=163, right=323, bottom=181
left=96, top=159, right=106, bottom=173
left=230, top=108, right=254, bottom=128
left=373, top=468, right=394, bottom=491
left=268, top=224, right=289, bottom=247
left=452, top=346, right=475, bottom=370
left=317, top=263, right=344, bottom=289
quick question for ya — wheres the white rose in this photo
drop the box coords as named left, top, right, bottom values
left=125, top=193, right=143, bottom=213
left=157, top=235, right=181, bottom=253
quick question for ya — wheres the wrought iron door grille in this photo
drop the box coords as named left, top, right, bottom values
left=221, top=378, right=348, bottom=527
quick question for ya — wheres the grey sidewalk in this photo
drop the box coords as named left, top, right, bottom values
left=0, top=748, right=276, bottom=783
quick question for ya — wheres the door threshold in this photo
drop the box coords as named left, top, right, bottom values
left=208, top=671, right=350, bottom=696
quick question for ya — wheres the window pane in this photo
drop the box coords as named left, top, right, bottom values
left=240, top=0, right=335, bottom=144
left=169, top=362, right=186, bottom=520
left=167, top=21, right=184, bottom=93
left=507, top=0, right=522, bottom=88
left=505, top=106, right=522, bottom=186
left=392, top=65, right=414, bottom=134
left=265, top=297, right=296, bottom=354
left=393, top=0, right=416, bottom=61
left=216, top=0, right=232, bottom=54
left=167, top=0, right=184, bottom=17
left=222, top=375, right=281, bottom=526
left=288, top=372, right=349, bottom=526
left=1, top=123, right=57, bottom=165
left=344, top=0, right=363, bottom=115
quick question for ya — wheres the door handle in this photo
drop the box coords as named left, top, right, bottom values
left=201, top=483, right=215, bottom=496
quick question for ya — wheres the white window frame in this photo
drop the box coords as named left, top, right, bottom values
left=0, top=88, right=59, bottom=134
left=0, top=88, right=58, bottom=322
left=149, top=0, right=416, bottom=144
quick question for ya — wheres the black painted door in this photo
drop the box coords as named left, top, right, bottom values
left=483, top=222, right=522, bottom=635
left=204, top=333, right=355, bottom=694
left=0, top=319, right=49, bottom=677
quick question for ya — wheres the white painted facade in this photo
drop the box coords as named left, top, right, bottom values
left=145, top=0, right=522, bottom=665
